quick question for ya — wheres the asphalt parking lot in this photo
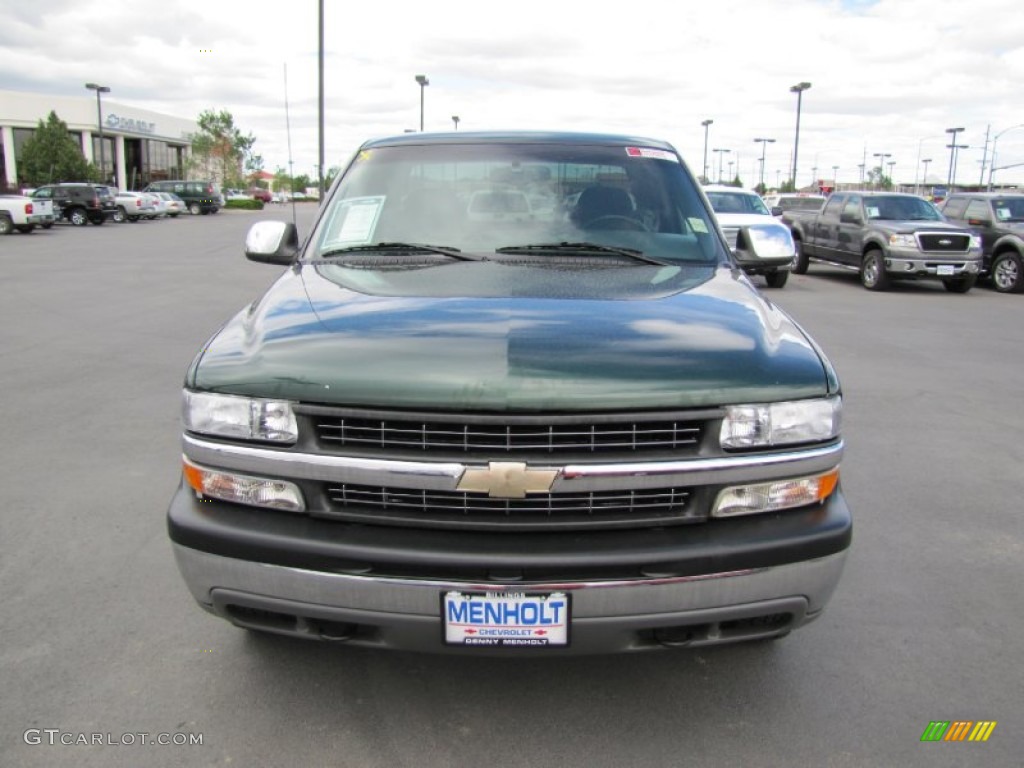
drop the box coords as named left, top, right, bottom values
left=2, top=208, right=1022, bottom=768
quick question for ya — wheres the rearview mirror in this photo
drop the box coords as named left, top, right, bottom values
left=734, top=224, right=796, bottom=260
left=245, top=221, right=299, bottom=265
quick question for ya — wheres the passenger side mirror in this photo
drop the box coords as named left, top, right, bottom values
left=770, top=206, right=783, bottom=217
left=734, top=224, right=796, bottom=261
left=245, top=221, right=299, bottom=265
left=839, top=211, right=861, bottom=225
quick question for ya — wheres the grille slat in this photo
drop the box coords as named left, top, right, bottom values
left=917, top=233, right=970, bottom=252
left=323, top=483, right=696, bottom=531
left=315, top=417, right=703, bottom=455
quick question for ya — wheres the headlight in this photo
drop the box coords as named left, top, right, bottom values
left=712, top=468, right=839, bottom=517
left=183, top=458, right=305, bottom=511
left=970, top=235, right=982, bottom=250
left=889, top=234, right=917, bottom=248
left=720, top=396, right=841, bottom=449
left=183, top=390, right=297, bottom=443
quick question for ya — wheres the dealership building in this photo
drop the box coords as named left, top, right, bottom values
left=0, top=89, right=197, bottom=191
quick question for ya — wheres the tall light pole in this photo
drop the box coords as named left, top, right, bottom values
left=857, top=163, right=865, bottom=184
left=753, top=137, right=775, bottom=191
left=451, top=115, right=460, bottom=130
left=85, top=83, right=110, bottom=182
left=789, top=81, right=811, bottom=189
left=415, top=74, right=429, bottom=131
left=945, top=127, right=964, bottom=186
left=832, top=165, right=839, bottom=189
left=701, top=119, right=713, bottom=183
left=987, top=123, right=1024, bottom=190
left=921, top=158, right=932, bottom=193
left=887, top=160, right=897, bottom=189
left=712, top=148, right=730, bottom=184
left=872, top=152, right=891, bottom=189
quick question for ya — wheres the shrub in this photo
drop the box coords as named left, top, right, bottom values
left=224, top=198, right=264, bottom=210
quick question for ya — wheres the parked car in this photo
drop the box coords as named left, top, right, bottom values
left=155, top=192, right=186, bottom=217
left=703, top=185, right=795, bottom=288
left=142, top=180, right=222, bottom=215
left=786, top=192, right=982, bottom=292
left=938, top=192, right=1024, bottom=293
left=147, top=192, right=170, bottom=219
left=0, top=194, right=55, bottom=233
left=31, top=183, right=117, bottom=226
left=113, top=190, right=156, bottom=222
left=249, top=187, right=273, bottom=203
left=168, top=131, right=850, bottom=655
left=763, top=193, right=827, bottom=220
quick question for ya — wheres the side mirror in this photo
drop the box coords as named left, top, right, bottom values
left=734, top=224, right=796, bottom=261
left=245, top=221, right=299, bottom=265
left=770, top=206, right=783, bottom=217
left=839, top=211, right=861, bottom=225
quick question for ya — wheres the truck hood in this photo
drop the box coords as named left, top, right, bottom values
left=191, top=261, right=836, bottom=411
left=872, top=219, right=968, bottom=235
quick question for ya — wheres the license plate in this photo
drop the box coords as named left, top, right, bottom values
left=443, top=591, right=570, bottom=647
left=937, top=265, right=955, bottom=276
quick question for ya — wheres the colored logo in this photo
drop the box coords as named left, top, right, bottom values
left=920, top=721, right=997, bottom=742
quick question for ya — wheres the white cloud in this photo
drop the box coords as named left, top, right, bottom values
left=2, top=0, right=1023, bottom=185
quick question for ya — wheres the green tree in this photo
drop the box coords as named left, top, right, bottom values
left=189, top=109, right=256, bottom=188
left=867, top=168, right=892, bottom=190
left=18, top=111, right=96, bottom=185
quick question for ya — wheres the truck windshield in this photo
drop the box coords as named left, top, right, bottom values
left=864, top=196, right=943, bottom=221
left=311, top=141, right=725, bottom=265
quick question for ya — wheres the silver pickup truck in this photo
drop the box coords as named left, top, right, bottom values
left=785, top=191, right=982, bottom=292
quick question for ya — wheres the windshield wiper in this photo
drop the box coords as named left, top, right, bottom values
left=494, top=242, right=669, bottom=266
left=319, top=242, right=482, bottom=261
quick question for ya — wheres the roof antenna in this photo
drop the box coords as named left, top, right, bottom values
left=284, top=63, right=297, bottom=230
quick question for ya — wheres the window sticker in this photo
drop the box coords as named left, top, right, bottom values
left=996, top=207, right=1011, bottom=221
left=322, top=196, right=385, bottom=247
left=865, top=206, right=880, bottom=219
left=625, top=147, right=678, bottom=162
left=688, top=217, right=709, bottom=233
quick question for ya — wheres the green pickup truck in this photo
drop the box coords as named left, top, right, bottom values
left=168, top=131, right=850, bottom=654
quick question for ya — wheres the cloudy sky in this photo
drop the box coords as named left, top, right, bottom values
left=4, top=0, right=1024, bottom=187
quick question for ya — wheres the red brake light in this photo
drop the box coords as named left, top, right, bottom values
left=25, top=203, right=33, bottom=215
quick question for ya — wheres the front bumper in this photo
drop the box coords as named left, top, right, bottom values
left=168, top=482, right=851, bottom=654
left=885, top=248, right=981, bottom=279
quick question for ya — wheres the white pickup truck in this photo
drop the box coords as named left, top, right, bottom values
left=0, top=194, right=55, bottom=234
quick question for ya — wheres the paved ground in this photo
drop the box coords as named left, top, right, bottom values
left=1, top=209, right=1021, bottom=767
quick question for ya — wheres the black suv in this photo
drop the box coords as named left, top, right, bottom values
left=940, top=193, right=1024, bottom=293
left=142, top=180, right=222, bottom=215
left=31, top=183, right=118, bottom=227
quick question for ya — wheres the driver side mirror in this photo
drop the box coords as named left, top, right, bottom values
left=734, top=224, right=796, bottom=261
left=245, top=221, right=300, bottom=265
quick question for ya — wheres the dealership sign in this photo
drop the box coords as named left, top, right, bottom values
left=105, top=113, right=156, bottom=134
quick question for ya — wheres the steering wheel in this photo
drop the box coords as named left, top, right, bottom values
left=585, top=215, right=649, bottom=232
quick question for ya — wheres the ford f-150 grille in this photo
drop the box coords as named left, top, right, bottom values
left=306, top=407, right=707, bottom=457
left=917, top=233, right=971, bottom=252
left=322, top=483, right=697, bottom=531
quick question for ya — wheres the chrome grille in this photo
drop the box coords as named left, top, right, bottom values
left=310, top=411, right=705, bottom=456
left=323, top=483, right=697, bottom=531
left=918, top=233, right=970, bottom=252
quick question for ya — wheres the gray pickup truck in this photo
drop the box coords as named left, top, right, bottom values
left=785, top=192, right=982, bottom=292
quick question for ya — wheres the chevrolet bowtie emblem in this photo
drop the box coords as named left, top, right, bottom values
left=457, top=462, right=559, bottom=498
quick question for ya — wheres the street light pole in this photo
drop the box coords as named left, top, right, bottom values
left=712, top=148, right=730, bottom=184
left=921, top=158, right=932, bottom=193
left=701, top=119, right=713, bottom=183
left=789, top=81, right=811, bottom=189
left=753, top=137, right=775, bottom=191
left=832, top=165, right=839, bottom=189
left=987, top=123, right=1024, bottom=190
left=451, top=115, right=460, bottom=130
left=945, top=127, right=964, bottom=186
left=872, top=152, right=891, bottom=189
left=85, top=82, right=110, bottom=183
left=414, top=74, right=429, bottom=131
left=887, top=160, right=896, bottom=189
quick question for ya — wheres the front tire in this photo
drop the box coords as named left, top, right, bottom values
left=943, top=275, right=976, bottom=293
left=791, top=238, right=809, bottom=274
left=113, top=207, right=127, bottom=223
left=860, top=249, right=890, bottom=291
left=990, top=252, right=1024, bottom=293
left=764, top=270, right=789, bottom=289
left=69, top=208, right=89, bottom=227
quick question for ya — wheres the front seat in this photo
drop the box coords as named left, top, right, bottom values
left=571, top=186, right=637, bottom=228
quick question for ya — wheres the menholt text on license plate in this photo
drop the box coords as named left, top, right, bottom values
left=443, top=591, right=570, bottom=647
